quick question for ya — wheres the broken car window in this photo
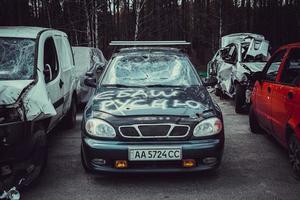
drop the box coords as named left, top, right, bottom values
left=0, top=38, right=35, bottom=80
left=102, top=54, right=199, bottom=87
left=265, top=50, right=286, bottom=82
left=280, top=48, right=300, bottom=85
left=241, top=42, right=268, bottom=63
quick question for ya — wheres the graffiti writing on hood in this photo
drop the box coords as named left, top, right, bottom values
left=94, top=89, right=204, bottom=112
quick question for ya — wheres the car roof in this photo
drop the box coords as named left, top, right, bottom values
left=114, top=47, right=185, bottom=56
left=0, top=26, right=64, bottom=39
left=278, top=42, right=300, bottom=50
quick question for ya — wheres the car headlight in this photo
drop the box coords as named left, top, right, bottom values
left=1, top=108, right=24, bottom=123
left=193, top=117, right=223, bottom=137
left=85, top=118, right=116, bottom=138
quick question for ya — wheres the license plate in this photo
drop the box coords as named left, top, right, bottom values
left=128, top=146, right=182, bottom=161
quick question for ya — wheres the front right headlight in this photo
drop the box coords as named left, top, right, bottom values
left=193, top=117, right=223, bottom=137
left=85, top=118, right=116, bottom=138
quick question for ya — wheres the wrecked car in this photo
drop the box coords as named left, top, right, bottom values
left=81, top=42, right=224, bottom=173
left=207, top=33, right=270, bottom=113
left=72, top=46, right=107, bottom=104
left=0, top=27, right=78, bottom=193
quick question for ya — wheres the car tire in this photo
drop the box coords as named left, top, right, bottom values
left=288, top=134, right=300, bottom=180
left=249, top=105, right=263, bottom=134
left=235, top=83, right=246, bottom=114
left=64, top=96, right=77, bottom=129
left=21, top=128, right=48, bottom=189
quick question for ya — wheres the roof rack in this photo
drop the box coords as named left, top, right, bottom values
left=109, top=41, right=191, bottom=46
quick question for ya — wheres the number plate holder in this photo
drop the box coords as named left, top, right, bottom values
left=128, top=146, right=182, bottom=161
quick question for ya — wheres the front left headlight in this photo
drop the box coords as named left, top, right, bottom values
left=85, top=118, right=116, bottom=138
left=193, top=117, right=223, bottom=137
left=2, top=108, right=24, bottom=123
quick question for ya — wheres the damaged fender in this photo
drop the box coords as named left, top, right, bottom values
left=0, top=70, right=56, bottom=121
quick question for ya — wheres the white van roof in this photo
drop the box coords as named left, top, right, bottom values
left=0, top=26, right=65, bottom=39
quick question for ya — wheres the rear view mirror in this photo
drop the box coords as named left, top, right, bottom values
left=96, top=63, right=105, bottom=73
left=84, top=77, right=97, bottom=88
left=203, top=77, right=218, bottom=87
left=85, top=71, right=94, bottom=77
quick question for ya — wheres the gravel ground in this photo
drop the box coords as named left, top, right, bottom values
left=22, top=94, right=300, bottom=200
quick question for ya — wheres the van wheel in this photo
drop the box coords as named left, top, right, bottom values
left=64, top=96, right=77, bottom=129
left=22, top=128, right=48, bottom=188
left=289, top=134, right=300, bottom=180
left=235, top=83, right=246, bottom=114
left=249, top=105, right=263, bottom=134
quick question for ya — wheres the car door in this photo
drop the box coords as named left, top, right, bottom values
left=54, top=35, right=74, bottom=114
left=254, top=50, right=287, bottom=133
left=271, top=47, right=300, bottom=142
left=40, top=33, right=64, bottom=129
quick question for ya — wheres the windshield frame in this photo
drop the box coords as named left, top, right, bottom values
left=99, top=52, right=202, bottom=88
left=0, top=37, right=38, bottom=81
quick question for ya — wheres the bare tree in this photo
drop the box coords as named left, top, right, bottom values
left=134, top=0, right=146, bottom=41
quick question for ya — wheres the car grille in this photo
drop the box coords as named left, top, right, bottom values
left=119, top=124, right=190, bottom=138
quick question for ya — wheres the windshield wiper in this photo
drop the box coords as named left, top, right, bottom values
left=102, top=84, right=131, bottom=88
left=145, top=84, right=184, bottom=88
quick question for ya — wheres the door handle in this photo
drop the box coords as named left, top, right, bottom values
left=287, top=92, right=294, bottom=100
left=59, top=79, right=64, bottom=88
left=267, top=87, right=271, bottom=93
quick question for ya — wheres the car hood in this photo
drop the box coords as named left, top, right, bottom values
left=91, top=86, right=213, bottom=117
left=0, top=80, right=34, bottom=105
left=242, top=62, right=266, bottom=72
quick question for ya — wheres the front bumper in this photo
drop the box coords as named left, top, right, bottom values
left=82, top=137, right=224, bottom=173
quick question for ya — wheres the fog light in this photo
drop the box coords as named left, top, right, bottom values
left=115, top=160, right=128, bottom=169
left=182, top=159, right=196, bottom=168
left=92, top=158, right=106, bottom=165
left=203, top=157, right=217, bottom=165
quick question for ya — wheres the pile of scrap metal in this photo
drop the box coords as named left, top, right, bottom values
left=207, top=33, right=270, bottom=113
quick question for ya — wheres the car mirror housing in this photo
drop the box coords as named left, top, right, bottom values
left=85, top=71, right=94, bottom=77
left=96, top=64, right=105, bottom=73
left=84, top=77, right=97, bottom=88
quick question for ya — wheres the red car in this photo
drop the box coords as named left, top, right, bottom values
left=249, top=43, right=300, bottom=180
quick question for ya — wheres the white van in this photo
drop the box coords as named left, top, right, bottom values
left=0, top=26, right=78, bottom=189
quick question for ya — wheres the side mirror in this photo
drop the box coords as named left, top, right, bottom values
left=84, top=77, right=97, bottom=88
left=96, top=63, right=105, bottom=73
left=44, top=64, right=53, bottom=83
left=203, top=77, right=218, bottom=87
left=251, top=71, right=265, bottom=83
left=85, top=71, right=94, bottom=77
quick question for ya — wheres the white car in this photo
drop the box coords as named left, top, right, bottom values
left=72, top=46, right=107, bottom=104
left=207, top=33, right=270, bottom=113
left=0, top=26, right=78, bottom=190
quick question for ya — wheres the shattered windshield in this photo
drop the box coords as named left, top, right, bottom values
left=102, top=54, right=199, bottom=87
left=0, top=38, right=35, bottom=80
left=241, top=42, right=268, bottom=63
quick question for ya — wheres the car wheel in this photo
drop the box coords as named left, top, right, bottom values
left=21, top=128, right=48, bottom=188
left=64, top=96, right=77, bottom=129
left=288, top=134, right=300, bottom=180
left=235, top=83, right=246, bottom=114
left=249, top=105, right=263, bottom=134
